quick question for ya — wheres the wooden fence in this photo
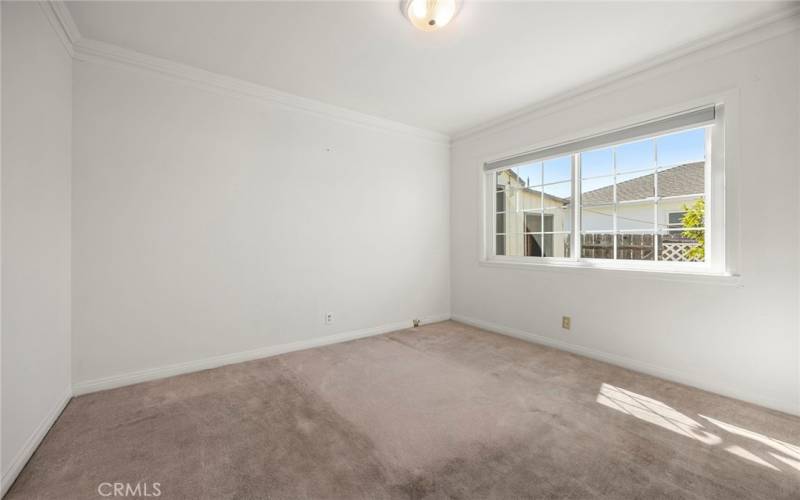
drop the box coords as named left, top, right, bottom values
left=581, top=233, right=654, bottom=260
left=580, top=233, right=700, bottom=261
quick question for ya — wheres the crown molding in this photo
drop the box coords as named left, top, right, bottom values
left=42, top=1, right=449, bottom=145
left=451, top=6, right=800, bottom=144
left=40, top=1, right=800, bottom=146
left=72, top=38, right=449, bottom=144
left=38, top=0, right=80, bottom=57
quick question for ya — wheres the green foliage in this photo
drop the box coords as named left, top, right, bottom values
left=681, top=199, right=705, bottom=260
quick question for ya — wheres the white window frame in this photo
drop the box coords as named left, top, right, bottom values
left=480, top=102, right=731, bottom=278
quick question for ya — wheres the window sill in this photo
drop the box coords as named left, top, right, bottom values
left=478, top=258, right=741, bottom=286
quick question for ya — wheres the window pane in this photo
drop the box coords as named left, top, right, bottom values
left=498, top=168, right=528, bottom=191
left=616, top=233, right=655, bottom=261
left=615, top=138, right=655, bottom=173
left=517, top=162, right=542, bottom=188
left=543, top=214, right=554, bottom=232
left=543, top=181, right=571, bottom=200
left=496, top=213, right=506, bottom=233
left=659, top=197, right=704, bottom=233
left=582, top=176, right=614, bottom=205
left=582, top=205, right=613, bottom=232
left=490, top=116, right=713, bottom=267
left=545, top=206, right=572, bottom=233
left=582, top=148, right=613, bottom=178
left=504, top=234, right=525, bottom=256
left=543, top=156, right=572, bottom=184
left=657, top=128, right=705, bottom=167
left=543, top=233, right=571, bottom=258
left=495, top=235, right=505, bottom=256
left=660, top=230, right=704, bottom=262
left=616, top=203, right=655, bottom=231
left=524, top=212, right=542, bottom=233
left=617, top=171, right=654, bottom=202
left=518, top=188, right=542, bottom=212
left=496, top=169, right=513, bottom=190
left=524, top=234, right=544, bottom=257
left=668, top=211, right=686, bottom=227
left=581, top=233, right=614, bottom=259
left=657, top=163, right=704, bottom=198
left=496, top=190, right=506, bottom=212
left=504, top=186, right=520, bottom=213
left=500, top=211, right=523, bottom=234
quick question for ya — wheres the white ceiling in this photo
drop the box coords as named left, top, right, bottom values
left=66, top=1, right=794, bottom=135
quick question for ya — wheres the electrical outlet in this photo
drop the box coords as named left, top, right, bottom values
left=562, top=316, right=571, bottom=330
left=325, top=312, right=334, bottom=325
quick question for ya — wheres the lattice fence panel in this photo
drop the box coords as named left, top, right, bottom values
left=661, top=242, right=701, bottom=262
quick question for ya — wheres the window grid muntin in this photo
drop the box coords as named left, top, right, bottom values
left=492, top=125, right=709, bottom=265
left=579, top=126, right=706, bottom=263
left=493, top=158, right=575, bottom=259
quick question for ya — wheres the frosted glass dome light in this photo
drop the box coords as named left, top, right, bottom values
left=404, top=0, right=459, bottom=32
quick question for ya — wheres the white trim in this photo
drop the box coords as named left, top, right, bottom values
left=478, top=258, right=739, bottom=286
left=46, top=1, right=79, bottom=44
left=0, top=0, right=4, bottom=494
left=451, top=315, right=798, bottom=417
left=453, top=8, right=800, bottom=143
left=45, top=1, right=799, bottom=145
left=43, top=1, right=800, bottom=144
left=1, top=387, right=72, bottom=498
left=37, top=1, right=77, bottom=57
left=72, top=314, right=450, bottom=396
left=70, top=37, right=448, bottom=144
left=42, top=2, right=447, bottom=144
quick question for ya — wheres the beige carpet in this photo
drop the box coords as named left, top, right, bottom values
left=7, top=321, right=800, bottom=499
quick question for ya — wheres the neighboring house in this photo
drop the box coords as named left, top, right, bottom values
left=496, top=169, right=571, bottom=258
left=496, top=162, right=704, bottom=259
left=581, top=162, right=704, bottom=260
left=582, top=162, right=704, bottom=233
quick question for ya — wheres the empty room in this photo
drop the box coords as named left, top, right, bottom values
left=2, top=0, right=800, bottom=498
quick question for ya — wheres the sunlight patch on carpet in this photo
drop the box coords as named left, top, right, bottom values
left=597, top=383, right=800, bottom=473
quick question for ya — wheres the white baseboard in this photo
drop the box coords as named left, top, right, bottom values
left=1, top=387, right=72, bottom=498
left=72, top=313, right=451, bottom=396
left=451, top=314, right=799, bottom=417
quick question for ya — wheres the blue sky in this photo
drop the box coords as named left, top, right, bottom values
left=582, top=127, right=706, bottom=180
left=509, top=127, right=706, bottom=199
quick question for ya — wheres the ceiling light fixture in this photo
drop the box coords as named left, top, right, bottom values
left=402, top=0, right=459, bottom=32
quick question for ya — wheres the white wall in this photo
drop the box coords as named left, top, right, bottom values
left=71, top=58, right=450, bottom=388
left=451, top=25, right=800, bottom=414
left=1, top=1, right=72, bottom=492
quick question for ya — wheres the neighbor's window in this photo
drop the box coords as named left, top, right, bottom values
left=494, top=157, right=572, bottom=258
left=487, top=106, right=719, bottom=270
left=667, top=212, right=688, bottom=229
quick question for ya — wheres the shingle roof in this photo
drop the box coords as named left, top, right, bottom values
left=581, top=162, right=704, bottom=205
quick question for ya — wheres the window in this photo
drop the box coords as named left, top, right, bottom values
left=668, top=212, right=687, bottom=229
left=485, top=106, right=723, bottom=273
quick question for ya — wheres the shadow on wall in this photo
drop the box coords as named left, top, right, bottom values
left=597, top=383, right=800, bottom=472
